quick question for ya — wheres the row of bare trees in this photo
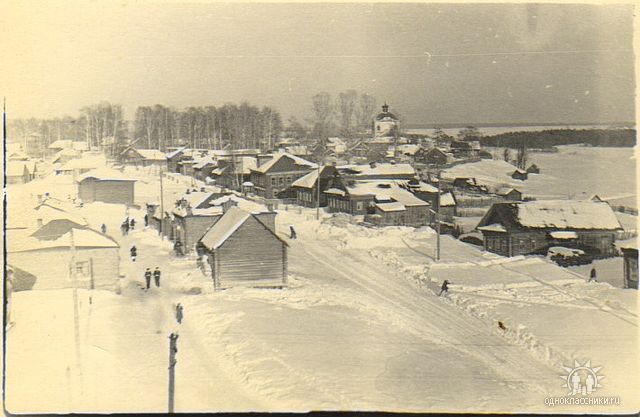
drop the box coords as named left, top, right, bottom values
left=133, top=102, right=282, bottom=151
left=8, top=101, right=126, bottom=157
left=308, top=90, right=378, bottom=141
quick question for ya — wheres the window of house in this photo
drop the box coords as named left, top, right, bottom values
left=286, top=176, right=292, bottom=184
left=356, top=201, right=364, bottom=211
left=279, top=176, right=284, bottom=185
left=76, top=261, right=90, bottom=276
left=271, top=177, right=277, bottom=186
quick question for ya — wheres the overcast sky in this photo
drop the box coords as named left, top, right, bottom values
left=1, top=2, right=635, bottom=126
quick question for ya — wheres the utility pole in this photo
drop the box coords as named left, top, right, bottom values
left=159, top=169, right=165, bottom=238
left=69, top=229, right=83, bottom=402
left=316, top=160, right=322, bottom=220
left=168, top=332, right=179, bottom=413
left=435, top=170, right=441, bottom=261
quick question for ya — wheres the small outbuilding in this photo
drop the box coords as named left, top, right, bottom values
left=526, top=164, right=540, bottom=174
left=199, top=206, right=288, bottom=290
left=511, top=169, right=528, bottom=181
left=620, top=242, right=638, bottom=290
left=78, top=168, right=136, bottom=205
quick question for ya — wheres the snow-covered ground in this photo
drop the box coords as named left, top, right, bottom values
left=4, top=160, right=639, bottom=413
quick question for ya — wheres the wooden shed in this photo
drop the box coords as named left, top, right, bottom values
left=199, top=206, right=288, bottom=290
left=78, top=168, right=136, bottom=205
left=620, top=243, right=638, bottom=289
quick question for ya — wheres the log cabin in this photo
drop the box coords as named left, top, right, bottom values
left=477, top=200, right=622, bottom=257
left=249, top=153, right=318, bottom=199
left=199, top=206, right=288, bottom=290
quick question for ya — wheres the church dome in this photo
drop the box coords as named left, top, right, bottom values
left=375, top=103, right=398, bottom=121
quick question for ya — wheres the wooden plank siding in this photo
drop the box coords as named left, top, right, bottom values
left=207, top=215, right=286, bottom=289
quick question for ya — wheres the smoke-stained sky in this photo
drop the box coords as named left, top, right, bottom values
left=1, top=2, right=635, bottom=125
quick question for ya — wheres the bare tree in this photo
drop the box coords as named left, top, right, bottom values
left=355, top=93, right=377, bottom=134
left=337, top=90, right=358, bottom=138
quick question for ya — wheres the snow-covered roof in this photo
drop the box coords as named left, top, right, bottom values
left=496, top=187, right=519, bottom=196
left=193, top=156, right=216, bottom=169
left=48, top=139, right=73, bottom=150
left=9, top=228, right=118, bottom=252
left=252, top=153, right=317, bottom=174
left=339, top=163, right=415, bottom=178
left=72, top=141, right=89, bottom=151
left=58, top=155, right=106, bottom=171
left=376, top=202, right=407, bottom=212
left=549, top=231, right=578, bottom=239
left=441, top=159, right=520, bottom=187
left=136, top=149, right=167, bottom=161
left=477, top=224, right=507, bottom=233
left=210, top=194, right=268, bottom=214
left=325, top=188, right=346, bottom=196
left=78, top=167, right=135, bottom=182
left=199, top=207, right=252, bottom=250
left=348, top=181, right=428, bottom=207
left=396, top=180, right=438, bottom=193
left=516, top=200, right=621, bottom=230
left=440, top=192, right=456, bottom=207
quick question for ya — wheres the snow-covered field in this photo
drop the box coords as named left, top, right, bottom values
left=4, top=159, right=639, bottom=413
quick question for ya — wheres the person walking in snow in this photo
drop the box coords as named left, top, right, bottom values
left=438, top=280, right=450, bottom=296
left=122, top=220, right=130, bottom=235
left=101, top=223, right=107, bottom=234
left=589, top=267, right=598, bottom=282
left=175, top=303, right=184, bottom=324
left=120, top=222, right=126, bottom=236
left=144, top=213, right=149, bottom=227
left=130, top=218, right=136, bottom=230
left=144, top=268, right=152, bottom=290
left=289, top=225, right=297, bottom=240
left=153, top=267, right=161, bottom=288
left=130, top=245, right=137, bottom=262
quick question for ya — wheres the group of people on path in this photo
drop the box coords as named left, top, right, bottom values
left=144, top=267, right=162, bottom=290
left=121, top=217, right=136, bottom=236
left=129, top=244, right=163, bottom=290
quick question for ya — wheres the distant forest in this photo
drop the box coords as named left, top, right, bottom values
left=479, top=129, right=636, bottom=148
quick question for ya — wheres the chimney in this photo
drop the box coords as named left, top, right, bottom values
left=36, top=218, right=43, bottom=228
left=222, top=198, right=238, bottom=213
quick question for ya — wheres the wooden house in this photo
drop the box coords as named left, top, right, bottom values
left=496, top=187, right=523, bottom=201
left=199, top=206, right=288, bottom=290
left=620, top=242, right=638, bottom=289
left=347, top=140, right=370, bottom=159
left=511, top=168, right=528, bottom=181
left=338, top=162, right=416, bottom=181
left=526, top=164, right=540, bottom=174
left=415, top=147, right=450, bottom=166
left=193, top=157, right=217, bottom=182
left=249, top=153, right=318, bottom=199
left=7, top=228, right=120, bottom=290
left=291, top=165, right=341, bottom=208
left=438, top=191, right=457, bottom=220
left=78, top=168, right=136, bottom=205
left=477, top=200, right=622, bottom=257
left=326, top=180, right=431, bottom=226
left=119, top=147, right=167, bottom=169
left=210, top=157, right=258, bottom=190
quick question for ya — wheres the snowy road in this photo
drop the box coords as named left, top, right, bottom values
left=282, top=227, right=559, bottom=410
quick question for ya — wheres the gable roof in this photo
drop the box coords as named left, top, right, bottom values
left=9, top=227, right=119, bottom=252
left=199, top=206, right=286, bottom=250
left=252, top=152, right=317, bottom=174
left=78, top=167, right=135, bottom=182
left=478, top=200, right=622, bottom=231
left=48, top=139, right=73, bottom=150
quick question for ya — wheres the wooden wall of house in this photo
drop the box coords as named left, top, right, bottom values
left=622, top=249, right=638, bottom=289
left=210, top=216, right=286, bottom=288
left=8, top=247, right=120, bottom=290
left=177, top=215, right=222, bottom=251
left=482, top=229, right=618, bottom=257
left=80, top=180, right=134, bottom=205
